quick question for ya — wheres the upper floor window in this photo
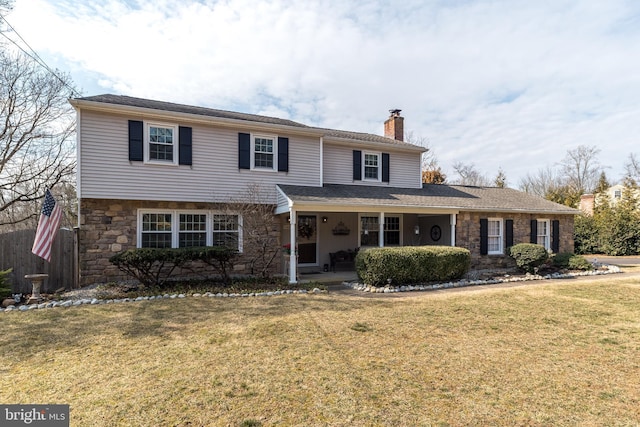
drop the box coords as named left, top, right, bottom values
left=363, top=152, right=380, bottom=181
left=488, top=218, right=503, bottom=254
left=147, top=123, right=178, bottom=164
left=253, top=135, right=276, bottom=170
left=614, top=190, right=622, bottom=199
left=537, top=219, right=550, bottom=250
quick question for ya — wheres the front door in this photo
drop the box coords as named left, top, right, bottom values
left=298, top=215, right=317, bottom=265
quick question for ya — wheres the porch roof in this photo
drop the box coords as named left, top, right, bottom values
left=276, top=184, right=580, bottom=215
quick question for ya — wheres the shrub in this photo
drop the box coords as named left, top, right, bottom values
left=355, top=246, right=470, bottom=287
left=0, top=268, right=12, bottom=299
left=109, top=246, right=237, bottom=287
left=509, top=243, right=548, bottom=273
left=552, top=253, right=593, bottom=271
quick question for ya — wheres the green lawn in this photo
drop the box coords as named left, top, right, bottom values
left=2, top=275, right=640, bottom=426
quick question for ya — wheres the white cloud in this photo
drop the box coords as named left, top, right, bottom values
left=7, top=0, right=640, bottom=185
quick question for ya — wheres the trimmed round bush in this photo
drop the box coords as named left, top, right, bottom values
left=552, top=252, right=593, bottom=271
left=509, top=243, right=548, bottom=273
left=355, top=246, right=470, bottom=287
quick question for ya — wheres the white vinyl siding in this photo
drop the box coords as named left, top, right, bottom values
left=78, top=111, right=321, bottom=202
left=323, top=142, right=421, bottom=188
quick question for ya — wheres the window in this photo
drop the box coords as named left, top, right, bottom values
left=212, top=215, right=240, bottom=249
left=147, top=123, right=178, bottom=164
left=253, top=135, right=276, bottom=170
left=537, top=219, right=550, bottom=250
left=384, top=216, right=400, bottom=245
left=139, top=211, right=241, bottom=251
left=363, top=152, right=380, bottom=180
left=179, top=214, right=207, bottom=248
left=141, top=213, right=173, bottom=248
left=614, top=190, right=622, bottom=199
left=360, top=216, right=379, bottom=246
left=487, top=218, right=503, bottom=254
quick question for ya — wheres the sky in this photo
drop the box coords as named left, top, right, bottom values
left=4, top=0, right=640, bottom=187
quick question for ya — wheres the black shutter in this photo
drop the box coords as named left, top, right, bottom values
left=530, top=219, right=538, bottom=244
left=278, top=137, right=289, bottom=172
left=505, top=219, right=514, bottom=249
left=178, top=126, right=192, bottom=166
left=128, top=120, right=143, bottom=161
left=382, top=153, right=390, bottom=182
left=551, top=220, right=560, bottom=253
left=353, top=150, right=362, bottom=181
left=480, top=218, right=488, bottom=255
left=238, top=133, right=251, bottom=169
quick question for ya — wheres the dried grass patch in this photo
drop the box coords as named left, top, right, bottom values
left=2, top=277, right=640, bottom=426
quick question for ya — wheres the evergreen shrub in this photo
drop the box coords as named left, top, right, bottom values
left=355, top=246, right=470, bottom=287
left=509, top=243, right=548, bottom=273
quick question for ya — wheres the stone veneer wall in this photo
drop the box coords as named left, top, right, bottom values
left=455, top=211, right=575, bottom=270
left=79, top=198, right=281, bottom=286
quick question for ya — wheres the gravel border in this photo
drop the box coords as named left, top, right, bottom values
left=344, top=265, right=622, bottom=293
left=1, top=265, right=622, bottom=313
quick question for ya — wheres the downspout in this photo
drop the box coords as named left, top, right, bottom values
left=289, top=208, right=297, bottom=284
left=379, top=212, right=385, bottom=247
left=450, top=213, right=457, bottom=247
left=319, top=137, right=324, bottom=186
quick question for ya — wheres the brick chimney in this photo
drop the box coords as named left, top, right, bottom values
left=579, top=194, right=595, bottom=216
left=384, top=109, right=404, bottom=141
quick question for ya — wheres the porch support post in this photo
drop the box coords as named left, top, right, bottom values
left=289, top=209, right=297, bottom=284
left=450, top=213, right=457, bottom=247
left=379, top=212, right=385, bottom=247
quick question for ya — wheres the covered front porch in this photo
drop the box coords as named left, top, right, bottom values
left=276, top=184, right=459, bottom=284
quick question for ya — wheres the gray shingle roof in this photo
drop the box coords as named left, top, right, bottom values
left=77, top=94, right=311, bottom=128
left=74, top=94, right=424, bottom=149
left=278, top=184, right=579, bottom=214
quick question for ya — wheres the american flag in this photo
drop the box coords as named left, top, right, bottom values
left=32, top=189, right=63, bottom=262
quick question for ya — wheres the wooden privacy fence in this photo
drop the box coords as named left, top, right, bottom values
left=0, top=228, right=77, bottom=294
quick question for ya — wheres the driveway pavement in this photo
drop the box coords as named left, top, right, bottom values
left=586, top=255, right=640, bottom=266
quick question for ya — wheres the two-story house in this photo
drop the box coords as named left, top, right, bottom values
left=70, top=95, right=578, bottom=286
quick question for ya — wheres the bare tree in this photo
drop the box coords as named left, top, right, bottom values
left=518, top=166, right=561, bottom=198
left=406, top=131, right=446, bottom=184
left=625, top=153, right=640, bottom=185
left=494, top=168, right=507, bottom=188
left=559, top=145, right=603, bottom=195
left=224, top=184, right=280, bottom=278
left=0, top=50, right=76, bottom=229
left=451, top=162, right=490, bottom=186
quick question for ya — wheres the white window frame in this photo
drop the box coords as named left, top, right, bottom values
left=139, top=211, right=173, bottom=249
left=251, top=134, right=278, bottom=171
left=537, top=219, right=550, bottom=250
left=178, top=212, right=208, bottom=248
left=137, top=209, right=243, bottom=252
left=212, top=214, right=243, bottom=252
left=145, top=122, right=179, bottom=165
left=362, top=151, right=381, bottom=182
left=487, top=218, right=503, bottom=255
